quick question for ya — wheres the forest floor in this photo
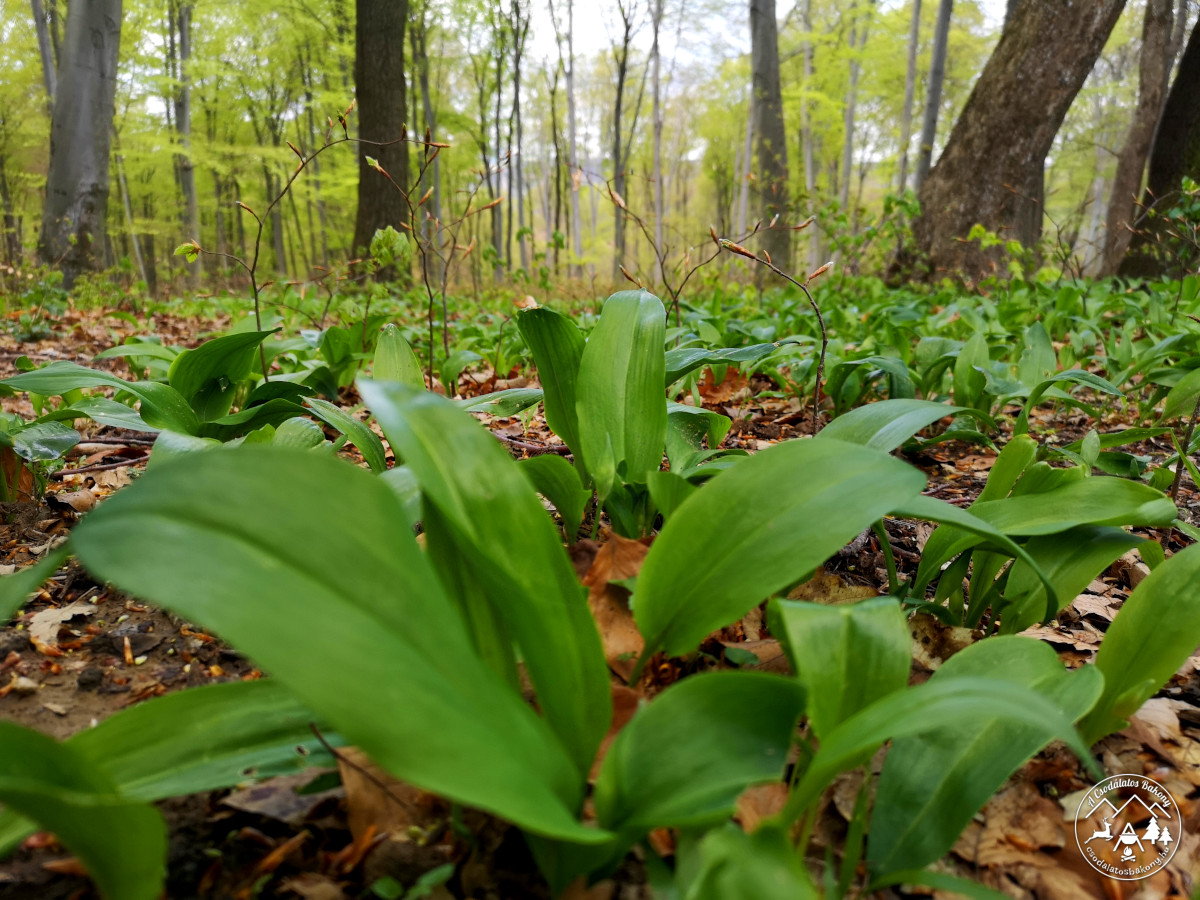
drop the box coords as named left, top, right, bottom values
left=1, top=308, right=1200, bottom=899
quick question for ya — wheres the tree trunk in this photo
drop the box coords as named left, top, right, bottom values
left=351, top=0, right=410, bottom=262
left=840, top=5, right=873, bottom=212
left=411, top=13, right=440, bottom=232
left=914, top=0, right=952, bottom=190
left=30, top=0, right=56, bottom=106
left=174, top=0, right=201, bottom=281
left=38, top=0, right=123, bottom=287
left=651, top=0, right=665, bottom=272
left=1122, top=18, right=1200, bottom=277
left=750, top=0, right=790, bottom=266
left=800, top=0, right=819, bottom=271
left=900, top=0, right=1126, bottom=282
left=0, top=159, right=21, bottom=264
left=610, top=0, right=636, bottom=283
left=1101, top=0, right=1173, bottom=276
left=565, top=0, right=584, bottom=279
left=897, top=0, right=921, bottom=193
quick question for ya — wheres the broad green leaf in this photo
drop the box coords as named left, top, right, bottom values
left=999, top=528, right=1143, bottom=634
left=168, top=331, right=275, bottom=420
left=867, top=638, right=1103, bottom=876
left=95, top=341, right=180, bottom=364
left=665, top=402, right=731, bottom=470
left=147, top=430, right=221, bottom=467
left=1016, top=322, right=1056, bottom=386
left=967, top=477, right=1176, bottom=535
left=69, top=448, right=601, bottom=842
left=273, top=417, right=326, bottom=450
left=781, top=676, right=1100, bottom=826
left=9, top=420, right=79, bottom=461
left=1013, top=370, right=1124, bottom=436
left=453, top=387, right=545, bottom=416
left=647, top=471, right=696, bottom=522
left=0, top=544, right=70, bottom=623
left=683, top=824, right=818, bottom=900
left=68, top=396, right=157, bottom=432
left=817, top=399, right=989, bottom=453
left=517, top=307, right=586, bottom=457
left=361, top=382, right=610, bottom=782
left=518, top=454, right=589, bottom=539
left=304, top=397, right=387, bottom=473
left=576, top=290, right=667, bottom=499
left=594, top=672, right=805, bottom=834
left=1163, top=365, right=1200, bottom=421
left=0, top=362, right=199, bottom=434
left=1079, top=543, right=1200, bottom=745
left=635, top=439, right=925, bottom=663
left=871, top=869, right=1010, bottom=899
left=952, top=332, right=989, bottom=411
left=373, top=324, right=425, bottom=389
left=663, top=342, right=786, bottom=386
left=440, top=348, right=483, bottom=395
left=200, top=398, right=309, bottom=440
left=977, top=434, right=1038, bottom=503
left=0, top=720, right=166, bottom=900
left=769, top=596, right=909, bottom=739
left=379, top=464, right=421, bottom=529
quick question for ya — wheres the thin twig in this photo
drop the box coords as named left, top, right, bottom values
left=51, top=455, right=151, bottom=479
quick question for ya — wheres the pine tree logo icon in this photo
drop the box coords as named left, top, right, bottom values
left=1075, top=775, right=1182, bottom=880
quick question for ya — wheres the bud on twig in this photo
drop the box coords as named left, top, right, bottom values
left=286, top=141, right=304, bottom=162
left=806, top=260, right=834, bottom=283
left=608, top=186, right=628, bottom=211
left=793, top=215, right=817, bottom=231
left=709, top=225, right=720, bottom=245
left=418, top=186, right=434, bottom=207
left=718, top=238, right=758, bottom=261
left=619, top=265, right=643, bottom=288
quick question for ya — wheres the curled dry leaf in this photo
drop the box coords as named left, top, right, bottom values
left=581, top=534, right=651, bottom=681
left=28, top=600, right=97, bottom=652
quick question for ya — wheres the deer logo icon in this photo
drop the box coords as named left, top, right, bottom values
left=1085, top=817, right=1112, bottom=844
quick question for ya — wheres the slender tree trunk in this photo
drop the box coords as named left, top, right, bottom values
left=840, top=5, right=872, bottom=212
left=736, top=103, right=752, bottom=234
left=897, top=0, right=921, bottom=193
left=565, top=0, right=584, bottom=278
left=411, top=14, right=440, bottom=231
left=1122, top=18, right=1200, bottom=277
left=39, top=0, right=123, bottom=287
left=0, top=158, right=21, bottom=264
left=750, top=0, right=790, bottom=266
left=352, top=0, right=410, bottom=266
left=113, top=149, right=147, bottom=287
left=610, top=0, right=635, bottom=283
left=651, top=0, right=665, bottom=271
left=800, top=0, right=819, bottom=271
left=174, top=1, right=201, bottom=281
left=512, top=1, right=529, bottom=272
left=900, top=0, right=1126, bottom=282
left=914, top=0, right=952, bottom=191
left=30, top=0, right=56, bottom=106
left=212, top=172, right=226, bottom=274
left=1101, top=0, right=1173, bottom=275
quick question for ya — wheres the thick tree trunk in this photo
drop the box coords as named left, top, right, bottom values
left=351, top=0, right=410, bottom=261
left=914, top=0, right=952, bottom=191
left=897, top=0, right=921, bottom=193
left=900, top=0, right=1126, bottom=282
left=1101, top=0, right=1173, bottom=276
left=750, top=0, right=790, bottom=267
left=38, top=0, right=123, bottom=287
left=30, top=0, right=56, bottom=106
left=1121, top=18, right=1200, bottom=277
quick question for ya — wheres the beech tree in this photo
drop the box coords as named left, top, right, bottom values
left=38, top=0, right=123, bottom=286
left=750, top=0, right=788, bottom=267
left=900, top=0, right=1127, bottom=281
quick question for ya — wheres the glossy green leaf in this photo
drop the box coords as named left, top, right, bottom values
left=0, top=721, right=166, bottom=900
left=9, top=420, right=79, bottom=461
left=147, top=430, right=221, bottom=467
left=683, top=824, right=818, bottom=900
left=68, top=396, right=157, bottom=432
left=594, top=672, right=805, bottom=834
left=635, top=438, right=925, bottom=663
left=0, top=362, right=200, bottom=434
left=867, top=638, right=1103, bottom=876
left=440, top=348, right=483, bottom=395
left=454, top=388, right=545, bottom=416
left=576, top=290, right=667, bottom=499
left=69, top=448, right=601, bottom=842
left=871, top=869, right=1010, bottom=899
left=665, top=402, right=731, bottom=471
left=647, top=471, right=696, bottom=522
left=518, top=454, right=589, bottom=539
left=517, top=307, right=586, bottom=457
left=817, top=399, right=991, bottom=453
left=1013, top=370, right=1124, bottom=436
left=361, top=382, right=610, bottom=782
left=373, top=324, right=426, bottom=390
left=1079, top=543, right=1200, bottom=745
left=200, top=397, right=309, bottom=440
left=769, top=596, right=909, bottom=739
left=1163, top=365, right=1200, bottom=421
left=968, top=477, right=1176, bottom=535
left=303, top=397, right=387, bottom=473
left=273, top=417, right=326, bottom=450
left=168, top=331, right=275, bottom=420
left=664, top=342, right=786, bottom=386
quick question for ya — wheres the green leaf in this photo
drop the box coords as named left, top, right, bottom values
left=1013, top=370, right=1124, bottom=436
left=769, top=596, right=909, bottom=739
left=273, top=417, right=326, bottom=450
left=95, top=341, right=181, bottom=365
left=10, top=420, right=79, bottom=461
left=871, top=869, right=1011, bottom=899
left=0, top=544, right=70, bottom=623
left=0, top=720, right=166, bottom=900
left=69, top=448, right=601, bottom=842
left=1163, top=366, right=1200, bottom=421
left=665, top=402, right=731, bottom=470
left=439, top=349, right=483, bottom=395
left=635, top=438, right=925, bottom=663
left=781, top=676, right=1100, bottom=826
left=517, top=307, right=586, bottom=458
left=1079, top=543, right=1200, bottom=745
left=867, top=638, right=1103, bottom=877
left=167, top=331, right=275, bottom=420
left=147, top=430, right=221, bottom=467
left=453, top=388, right=545, bottom=417
left=647, top=471, right=696, bottom=523
left=518, top=454, right=589, bottom=539
left=373, top=324, right=425, bottom=390
left=576, top=290, right=667, bottom=499
left=68, top=396, right=157, bottom=432
left=682, top=824, right=818, bottom=900
left=361, top=382, right=610, bottom=783
left=664, top=342, right=786, bottom=386
left=200, top=397, right=309, bottom=440
left=304, top=397, right=387, bottom=473
left=967, top=477, right=1177, bottom=535
left=0, top=362, right=200, bottom=434
left=817, top=400, right=990, bottom=453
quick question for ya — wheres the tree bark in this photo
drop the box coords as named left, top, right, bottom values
left=1122, top=18, right=1200, bottom=277
left=899, top=0, right=1126, bottom=282
left=173, top=0, right=201, bottom=281
left=897, top=0, right=921, bottom=193
left=750, top=0, right=790, bottom=267
left=1101, top=0, right=1173, bottom=276
left=351, top=0, right=410, bottom=263
left=38, top=0, right=123, bottom=287
left=30, top=0, right=56, bottom=106
left=610, top=0, right=638, bottom=282
left=800, top=0, right=819, bottom=271
left=914, top=0, right=952, bottom=191
left=651, top=0, right=665, bottom=274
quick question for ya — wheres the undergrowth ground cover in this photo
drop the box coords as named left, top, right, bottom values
left=1, top=268, right=1200, bottom=899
